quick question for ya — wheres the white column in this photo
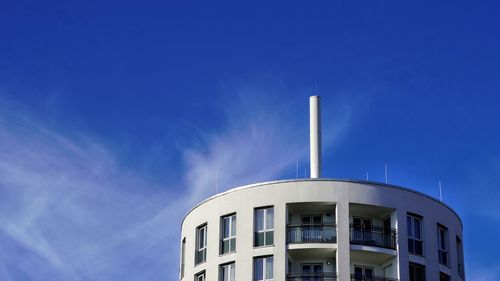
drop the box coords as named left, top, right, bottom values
left=336, top=197, right=350, bottom=281
left=309, top=95, right=322, bottom=178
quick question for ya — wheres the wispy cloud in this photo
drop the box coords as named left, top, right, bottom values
left=0, top=89, right=356, bottom=280
left=467, top=264, right=500, bottom=281
left=0, top=102, right=174, bottom=280
left=457, top=158, right=500, bottom=281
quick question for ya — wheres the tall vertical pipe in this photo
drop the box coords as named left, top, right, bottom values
left=310, top=95, right=322, bottom=178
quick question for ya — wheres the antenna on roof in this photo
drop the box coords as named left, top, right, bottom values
left=439, top=180, right=443, bottom=201
left=215, top=170, right=220, bottom=194
left=296, top=160, right=299, bottom=179
left=384, top=164, right=388, bottom=184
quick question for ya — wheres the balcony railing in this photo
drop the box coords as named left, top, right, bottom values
left=287, top=272, right=338, bottom=281
left=349, top=224, right=397, bottom=250
left=287, top=224, right=337, bottom=243
left=350, top=274, right=398, bottom=281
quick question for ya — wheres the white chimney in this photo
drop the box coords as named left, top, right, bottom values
left=309, top=95, right=322, bottom=178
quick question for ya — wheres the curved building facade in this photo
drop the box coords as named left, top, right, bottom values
left=179, top=96, right=465, bottom=281
left=179, top=179, right=465, bottom=281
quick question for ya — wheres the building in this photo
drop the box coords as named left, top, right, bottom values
left=179, top=96, right=465, bottom=281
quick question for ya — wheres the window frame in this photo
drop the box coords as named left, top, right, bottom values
left=195, top=223, right=208, bottom=265
left=219, top=262, right=235, bottom=281
left=457, top=236, right=465, bottom=279
left=301, top=214, right=323, bottom=225
left=353, top=265, right=375, bottom=280
left=437, top=224, right=449, bottom=266
left=409, top=262, right=426, bottom=281
left=181, top=237, right=186, bottom=278
left=194, top=270, right=206, bottom=281
left=407, top=213, right=424, bottom=256
left=254, top=255, right=274, bottom=281
left=352, top=216, right=373, bottom=229
left=300, top=263, right=323, bottom=275
left=220, top=213, right=237, bottom=255
left=440, top=272, right=451, bottom=281
left=254, top=206, right=274, bottom=247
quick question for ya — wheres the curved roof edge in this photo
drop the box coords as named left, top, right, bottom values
left=180, top=178, right=463, bottom=229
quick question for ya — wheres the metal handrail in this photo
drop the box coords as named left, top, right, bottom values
left=349, top=224, right=397, bottom=250
left=287, top=223, right=337, bottom=227
left=350, top=273, right=398, bottom=281
left=287, top=272, right=338, bottom=280
left=287, top=224, right=337, bottom=243
left=349, top=224, right=397, bottom=232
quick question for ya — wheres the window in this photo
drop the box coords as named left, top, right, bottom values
left=195, top=271, right=206, bottom=281
left=302, top=263, right=323, bottom=278
left=195, top=224, right=207, bottom=265
left=302, top=215, right=322, bottom=225
left=254, top=256, right=273, bottom=281
left=437, top=224, right=449, bottom=266
left=220, top=262, right=235, bottom=281
left=220, top=214, right=236, bottom=254
left=407, top=213, right=423, bottom=255
left=457, top=236, right=465, bottom=278
left=352, top=217, right=373, bottom=245
left=181, top=237, right=186, bottom=278
left=301, top=215, right=323, bottom=242
left=440, top=272, right=451, bottom=281
left=255, top=207, right=274, bottom=247
left=353, top=265, right=374, bottom=281
left=383, top=217, right=395, bottom=248
left=409, top=262, right=426, bottom=281
left=383, top=217, right=391, bottom=234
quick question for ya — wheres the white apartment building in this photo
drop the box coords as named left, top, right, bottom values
left=179, top=97, right=465, bottom=281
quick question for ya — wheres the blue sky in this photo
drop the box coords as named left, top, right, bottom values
left=1, top=1, right=499, bottom=280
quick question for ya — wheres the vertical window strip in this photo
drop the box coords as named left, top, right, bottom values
left=195, top=224, right=207, bottom=265
left=195, top=271, right=206, bottom=281
left=254, top=256, right=274, bottom=281
left=220, top=262, right=235, bottom=281
left=181, top=238, right=186, bottom=278
left=409, top=262, right=426, bottom=281
left=221, top=214, right=237, bottom=254
left=457, top=236, right=465, bottom=278
left=437, top=224, right=449, bottom=266
left=255, top=207, right=274, bottom=247
left=407, top=214, right=423, bottom=255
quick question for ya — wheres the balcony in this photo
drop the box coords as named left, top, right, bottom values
left=288, top=224, right=337, bottom=244
left=287, top=273, right=338, bottom=281
left=287, top=202, right=336, bottom=246
left=350, top=274, right=398, bottom=281
left=287, top=250, right=336, bottom=281
left=349, top=224, right=396, bottom=250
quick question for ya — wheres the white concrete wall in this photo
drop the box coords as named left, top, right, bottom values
left=180, top=179, right=464, bottom=281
